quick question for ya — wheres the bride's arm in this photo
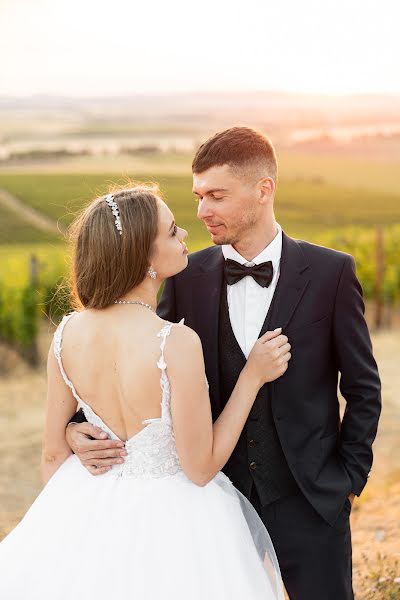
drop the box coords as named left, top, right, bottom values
left=166, top=325, right=290, bottom=486
left=41, top=340, right=78, bottom=485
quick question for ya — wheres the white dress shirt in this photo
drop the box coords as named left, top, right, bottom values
left=221, top=224, right=282, bottom=358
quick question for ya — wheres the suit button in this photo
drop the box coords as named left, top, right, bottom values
left=248, top=440, right=256, bottom=448
left=249, top=461, right=257, bottom=470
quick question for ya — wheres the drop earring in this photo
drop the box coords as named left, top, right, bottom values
left=148, top=266, right=157, bottom=280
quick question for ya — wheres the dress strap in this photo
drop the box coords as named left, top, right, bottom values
left=156, top=318, right=185, bottom=371
left=155, top=319, right=184, bottom=421
left=53, top=311, right=124, bottom=441
left=53, top=311, right=81, bottom=404
left=156, top=323, right=174, bottom=370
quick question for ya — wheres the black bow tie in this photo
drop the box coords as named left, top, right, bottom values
left=224, top=258, right=274, bottom=288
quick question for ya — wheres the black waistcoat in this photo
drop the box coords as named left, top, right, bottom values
left=218, top=280, right=299, bottom=506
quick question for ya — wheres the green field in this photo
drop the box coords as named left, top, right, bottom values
left=1, top=170, right=399, bottom=249
left=278, top=152, right=400, bottom=197
left=0, top=244, right=67, bottom=287
left=0, top=160, right=399, bottom=357
left=0, top=173, right=206, bottom=248
left=0, top=202, right=60, bottom=245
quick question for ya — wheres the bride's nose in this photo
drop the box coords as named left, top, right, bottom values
left=179, top=227, right=188, bottom=241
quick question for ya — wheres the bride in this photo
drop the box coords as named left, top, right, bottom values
left=0, top=184, right=290, bottom=599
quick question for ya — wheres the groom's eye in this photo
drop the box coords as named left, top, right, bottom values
left=171, top=224, right=178, bottom=236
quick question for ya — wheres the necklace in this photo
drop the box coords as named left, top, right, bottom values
left=114, top=299, right=156, bottom=313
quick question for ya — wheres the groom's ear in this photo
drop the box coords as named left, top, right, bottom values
left=258, top=177, right=275, bottom=204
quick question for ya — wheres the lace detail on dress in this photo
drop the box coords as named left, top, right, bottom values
left=119, top=321, right=183, bottom=479
left=156, top=323, right=174, bottom=423
left=53, top=314, right=184, bottom=479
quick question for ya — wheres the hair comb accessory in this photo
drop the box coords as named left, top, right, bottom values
left=104, top=194, right=122, bottom=235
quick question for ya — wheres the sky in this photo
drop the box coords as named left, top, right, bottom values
left=0, top=0, right=399, bottom=97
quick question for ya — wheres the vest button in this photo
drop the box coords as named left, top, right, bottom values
left=248, top=440, right=256, bottom=448
left=249, top=461, right=257, bottom=470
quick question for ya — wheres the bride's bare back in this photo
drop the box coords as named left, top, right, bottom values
left=61, top=307, right=170, bottom=442
left=62, top=304, right=290, bottom=484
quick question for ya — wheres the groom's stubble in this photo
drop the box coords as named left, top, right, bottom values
left=209, top=205, right=259, bottom=248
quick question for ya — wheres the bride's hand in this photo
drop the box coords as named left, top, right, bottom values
left=244, top=328, right=291, bottom=387
left=65, top=423, right=128, bottom=476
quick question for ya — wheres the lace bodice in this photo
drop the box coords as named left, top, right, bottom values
left=54, top=312, right=184, bottom=479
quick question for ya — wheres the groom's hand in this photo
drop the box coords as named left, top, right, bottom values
left=348, top=492, right=356, bottom=505
left=66, top=422, right=128, bottom=476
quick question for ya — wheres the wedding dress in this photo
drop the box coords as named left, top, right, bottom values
left=0, top=313, right=284, bottom=599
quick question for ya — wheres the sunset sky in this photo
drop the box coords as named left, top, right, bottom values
left=1, top=0, right=399, bottom=97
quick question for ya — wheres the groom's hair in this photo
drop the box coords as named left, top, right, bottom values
left=192, top=127, right=277, bottom=183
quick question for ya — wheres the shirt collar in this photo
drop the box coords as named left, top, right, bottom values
left=222, top=223, right=282, bottom=267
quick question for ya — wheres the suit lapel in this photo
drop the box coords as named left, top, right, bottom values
left=194, top=246, right=224, bottom=413
left=267, top=232, right=310, bottom=333
left=190, top=235, right=309, bottom=414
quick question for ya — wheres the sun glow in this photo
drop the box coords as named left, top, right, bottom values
left=0, top=0, right=399, bottom=97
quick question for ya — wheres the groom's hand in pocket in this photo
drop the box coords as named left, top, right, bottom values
left=348, top=492, right=356, bottom=505
left=66, top=422, right=128, bottom=476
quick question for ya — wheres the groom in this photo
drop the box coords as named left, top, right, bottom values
left=67, top=127, right=381, bottom=599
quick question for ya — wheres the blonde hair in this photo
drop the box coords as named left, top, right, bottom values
left=69, top=183, right=160, bottom=310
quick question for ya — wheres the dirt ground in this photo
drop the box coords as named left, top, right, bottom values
left=0, top=324, right=399, bottom=598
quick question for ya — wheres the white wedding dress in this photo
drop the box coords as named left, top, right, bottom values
left=0, top=314, right=284, bottom=599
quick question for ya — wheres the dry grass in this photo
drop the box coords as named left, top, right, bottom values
left=349, top=330, right=400, bottom=596
left=0, top=323, right=399, bottom=598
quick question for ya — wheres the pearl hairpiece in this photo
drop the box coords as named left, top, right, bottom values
left=104, top=194, right=122, bottom=235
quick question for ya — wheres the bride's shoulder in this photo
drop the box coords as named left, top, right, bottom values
left=164, top=320, right=202, bottom=351
left=54, top=310, right=78, bottom=331
left=162, top=323, right=205, bottom=375
left=54, top=309, right=93, bottom=337
left=59, top=309, right=86, bottom=327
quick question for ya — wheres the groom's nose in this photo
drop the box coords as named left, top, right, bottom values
left=197, top=199, right=212, bottom=221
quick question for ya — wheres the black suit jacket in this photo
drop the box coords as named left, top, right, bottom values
left=157, top=232, right=381, bottom=525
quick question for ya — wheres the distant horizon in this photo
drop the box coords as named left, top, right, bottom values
left=1, top=89, right=400, bottom=101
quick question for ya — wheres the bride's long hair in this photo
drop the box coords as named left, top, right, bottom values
left=69, top=183, right=160, bottom=310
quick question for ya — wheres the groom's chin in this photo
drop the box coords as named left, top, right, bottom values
left=209, top=234, right=228, bottom=246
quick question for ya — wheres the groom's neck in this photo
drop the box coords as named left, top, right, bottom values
left=231, top=220, right=279, bottom=262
